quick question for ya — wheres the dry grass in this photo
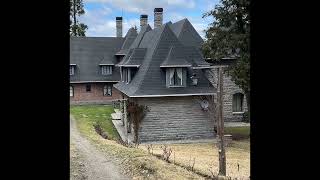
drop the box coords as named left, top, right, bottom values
left=140, top=140, right=250, bottom=180
left=71, top=105, right=204, bottom=179
left=70, top=143, right=87, bottom=180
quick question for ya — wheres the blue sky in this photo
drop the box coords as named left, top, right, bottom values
left=79, top=0, right=219, bottom=38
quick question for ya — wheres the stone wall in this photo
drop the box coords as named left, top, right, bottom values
left=133, top=96, right=215, bottom=142
left=204, top=68, right=248, bottom=122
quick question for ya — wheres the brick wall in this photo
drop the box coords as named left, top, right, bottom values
left=70, top=83, right=122, bottom=105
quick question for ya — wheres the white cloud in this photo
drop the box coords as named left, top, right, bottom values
left=168, top=0, right=195, bottom=9
left=84, top=0, right=195, bottom=14
left=81, top=0, right=214, bottom=37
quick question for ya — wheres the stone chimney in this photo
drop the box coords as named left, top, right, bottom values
left=140, top=14, right=148, bottom=28
left=154, top=8, right=163, bottom=28
left=116, top=17, right=122, bottom=37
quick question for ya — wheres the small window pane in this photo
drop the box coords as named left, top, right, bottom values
left=102, top=66, right=112, bottom=75
left=70, top=86, right=73, bottom=97
left=70, top=66, right=74, bottom=75
left=103, top=84, right=112, bottom=96
left=86, top=84, right=91, bottom=92
left=232, top=93, right=244, bottom=112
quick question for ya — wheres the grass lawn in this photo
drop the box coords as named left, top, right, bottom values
left=140, top=140, right=250, bottom=180
left=70, top=105, right=120, bottom=140
left=225, top=126, right=250, bottom=140
left=70, top=105, right=204, bottom=179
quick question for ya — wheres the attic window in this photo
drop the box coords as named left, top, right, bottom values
left=101, top=65, right=112, bottom=75
left=169, top=68, right=183, bottom=86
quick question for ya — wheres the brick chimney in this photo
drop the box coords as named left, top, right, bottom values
left=140, top=14, right=148, bottom=28
left=154, top=8, right=163, bottom=28
left=116, top=17, right=122, bottom=37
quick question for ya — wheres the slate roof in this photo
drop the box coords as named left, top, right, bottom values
left=70, top=17, right=214, bottom=96
left=114, top=22, right=215, bottom=97
left=115, top=27, right=138, bottom=55
left=160, top=46, right=192, bottom=67
left=117, top=48, right=147, bottom=67
left=70, top=37, right=124, bottom=82
left=169, top=18, right=204, bottom=49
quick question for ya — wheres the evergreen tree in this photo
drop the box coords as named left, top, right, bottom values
left=70, top=0, right=88, bottom=36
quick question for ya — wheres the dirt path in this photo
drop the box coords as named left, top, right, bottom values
left=70, top=116, right=130, bottom=180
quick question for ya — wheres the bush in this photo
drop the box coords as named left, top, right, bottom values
left=242, top=111, right=250, bottom=123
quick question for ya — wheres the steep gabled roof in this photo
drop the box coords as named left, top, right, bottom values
left=114, top=23, right=214, bottom=97
left=129, top=24, right=152, bottom=49
left=169, top=18, right=204, bottom=49
left=70, top=37, right=123, bottom=82
left=115, top=27, right=138, bottom=55
left=117, top=48, right=147, bottom=67
left=160, top=46, right=192, bottom=67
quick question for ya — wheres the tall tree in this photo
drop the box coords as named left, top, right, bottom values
left=202, top=0, right=250, bottom=121
left=70, top=0, right=88, bottom=36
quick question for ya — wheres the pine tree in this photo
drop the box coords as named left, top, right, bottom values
left=202, top=0, right=250, bottom=120
left=70, top=0, right=88, bottom=36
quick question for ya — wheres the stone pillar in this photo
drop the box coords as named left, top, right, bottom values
left=116, top=17, right=122, bottom=37
left=154, top=8, right=163, bottom=28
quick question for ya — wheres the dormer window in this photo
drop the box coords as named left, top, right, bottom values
left=69, top=64, right=76, bottom=76
left=170, top=68, right=182, bottom=86
left=70, top=65, right=75, bottom=75
left=101, top=65, right=112, bottom=75
left=165, top=68, right=186, bottom=87
left=121, top=67, right=137, bottom=83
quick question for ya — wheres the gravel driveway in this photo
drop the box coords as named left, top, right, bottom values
left=70, top=116, right=130, bottom=180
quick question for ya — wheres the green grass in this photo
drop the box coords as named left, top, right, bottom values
left=224, top=126, right=250, bottom=140
left=70, top=105, right=120, bottom=140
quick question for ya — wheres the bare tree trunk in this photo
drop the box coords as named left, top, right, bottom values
left=217, top=67, right=226, bottom=176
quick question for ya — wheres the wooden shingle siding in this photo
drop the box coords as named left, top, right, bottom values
left=135, top=96, right=215, bottom=142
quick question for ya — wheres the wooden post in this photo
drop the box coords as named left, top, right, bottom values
left=123, top=99, right=128, bottom=143
left=217, top=66, right=226, bottom=176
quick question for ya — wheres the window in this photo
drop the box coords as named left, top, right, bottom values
left=232, top=93, right=244, bottom=112
left=86, top=84, right=91, bottom=92
left=169, top=68, right=183, bottom=86
left=70, top=86, right=74, bottom=97
left=70, top=66, right=74, bottom=75
left=122, top=68, right=132, bottom=83
left=103, top=84, right=112, bottom=96
left=102, top=66, right=112, bottom=75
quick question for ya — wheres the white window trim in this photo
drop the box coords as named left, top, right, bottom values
left=232, top=111, right=244, bottom=114
left=102, top=65, right=112, bottom=75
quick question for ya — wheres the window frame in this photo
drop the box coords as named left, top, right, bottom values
left=232, top=93, right=244, bottom=112
left=101, top=65, right=113, bottom=75
left=70, top=86, right=74, bottom=97
left=86, top=84, right=91, bottom=92
left=169, top=68, right=183, bottom=87
left=103, top=84, right=112, bottom=96
left=70, top=65, right=75, bottom=76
